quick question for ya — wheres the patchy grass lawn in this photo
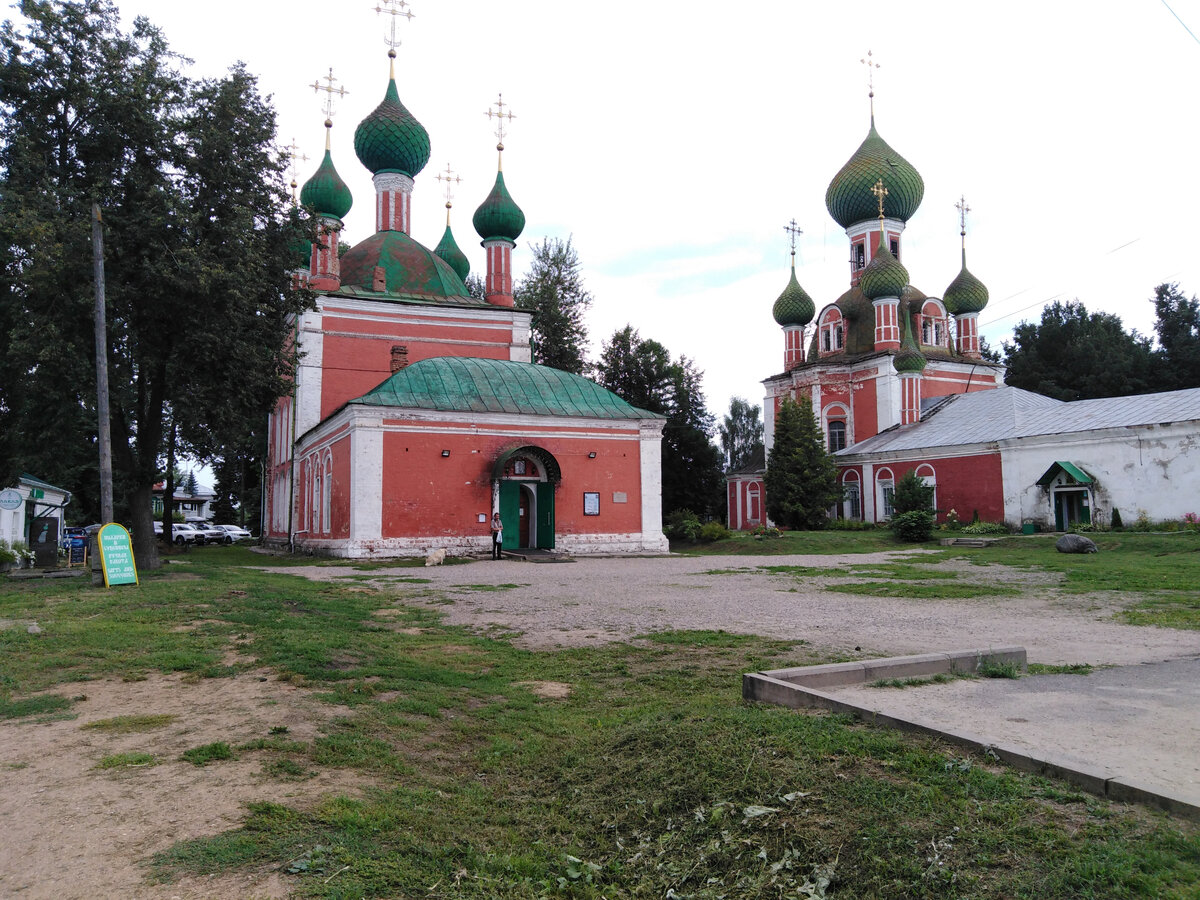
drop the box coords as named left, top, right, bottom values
left=1, top=546, right=1198, bottom=898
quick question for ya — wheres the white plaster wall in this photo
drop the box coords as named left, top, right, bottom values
left=639, top=420, right=668, bottom=551
left=875, top=369, right=901, bottom=433
left=295, top=308, right=324, bottom=437
left=1001, top=423, right=1200, bottom=527
left=350, top=414, right=384, bottom=543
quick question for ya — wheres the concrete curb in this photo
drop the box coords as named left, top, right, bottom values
left=743, top=647, right=1200, bottom=822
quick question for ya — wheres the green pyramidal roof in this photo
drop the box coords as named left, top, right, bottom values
left=473, top=169, right=525, bottom=242
left=353, top=76, right=431, bottom=177
left=860, top=237, right=909, bottom=300
left=772, top=263, right=815, bottom=326
left=434, top=221, right=470, bottom=283
left=300, top=148, right=353, bottom=221
left=943, top=251, right=989, bottom=315
left=826, top=118, right=924, bottom=229
left=353, top=356, right=661, bottom=419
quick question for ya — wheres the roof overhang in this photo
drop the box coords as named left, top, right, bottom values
left=1035, top=461, right=1094, bottom=487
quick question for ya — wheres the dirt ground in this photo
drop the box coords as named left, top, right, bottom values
left=2, top=550, right=1198, bottom=898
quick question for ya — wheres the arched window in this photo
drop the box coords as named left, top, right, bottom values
left=828, top=420, right=847, bottom=453
left=841, top=470, right=861, bottom=520
left=747, top=483, right=762, bottom=525
left=921, top=300, right=948, bottom=348
left=916, top=463, right=937, bottom=512
left=311, top=459, right=322, bottom=535
left=322, top=454, right=333, bottom=534
left=819, top=309, right=844, bottom=354
left=877, top=467, right=895, bottom=520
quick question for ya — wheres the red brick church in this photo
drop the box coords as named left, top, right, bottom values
left=264, top=47, right=666, bottom=557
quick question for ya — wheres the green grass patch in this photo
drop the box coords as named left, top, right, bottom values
left=1027, top=663, right=1096, bottom=676
left=96, top=751, right=157, bottom=769
left=829, top=581, right=1019, bottom=599
left=672, top=528, right=901, bottom=556
left=263, top=757, right=312, bottom=780
left=978, top=659, right=1022, bottom=679
left=848, top=562, right=960, bottom=580
left=82, top=713, right=176, bottom=733
left=1117, top=595, right=1200, bottom=630
left=181, top=742, right=234, bottom=766
left=869, top=673, right=962, bottom=689
left=757, top=564, right=848, bottom=577
left=454, top=583, right=527, bottom=593
left=0, top=694, right=72, bottom=719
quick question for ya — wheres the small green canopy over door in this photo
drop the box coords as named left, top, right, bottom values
left=1036, top=461, right=1094, bottom=486
left=536, top=482, right=555, bottom=549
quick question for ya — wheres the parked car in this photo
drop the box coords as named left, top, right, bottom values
left=213, top=524, right=253, bottom=542
left=154, top=521, right=200, bottom=544
left=190, top=522, right=230, bottom=545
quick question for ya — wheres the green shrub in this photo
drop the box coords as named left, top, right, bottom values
left=749, top=524, right=781, bottom=538
left=697, top=521, right=730, bottom=543
left=891, top=510, right=934, bottom=542
left=961, top=521, right=1009, bottom=535
left=1111, top=508, right=1123, bottom=529
left=0, top=540, right=16, bottom=565
left=893, top=470, right=934, bottom=515
left=828, top=518, right=877, bottom=531
left=664, top=509, right=701, bottom=542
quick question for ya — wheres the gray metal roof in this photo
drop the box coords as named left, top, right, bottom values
left=838, top=386, right=1200, bottom=457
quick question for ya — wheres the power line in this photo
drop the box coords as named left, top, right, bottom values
left=1161, top=0, right=1200, bottom=46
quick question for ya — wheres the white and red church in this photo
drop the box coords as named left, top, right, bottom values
left=730, top=87, right=1200, bottom=532
left=264, top=51, right=667, bottom=558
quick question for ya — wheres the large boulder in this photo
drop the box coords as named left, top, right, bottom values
left=1056, top=533, right=1098, bottom=554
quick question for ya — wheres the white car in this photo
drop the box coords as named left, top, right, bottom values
left=154, top=522, right=201, bottom=544
left=213, top=524, right=253, bottom=542
left=189, top=523, right=230, bottom=545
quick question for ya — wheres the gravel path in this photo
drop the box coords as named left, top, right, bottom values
left=280, top=551, right=1200, bottom=666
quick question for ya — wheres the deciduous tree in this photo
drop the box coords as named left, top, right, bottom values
left=719, top=397, right=764, bottom=471
left=1152, top=282, right=1200, bottom=390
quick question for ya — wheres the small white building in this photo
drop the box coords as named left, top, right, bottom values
left=0, top=474, right=71, bottom=555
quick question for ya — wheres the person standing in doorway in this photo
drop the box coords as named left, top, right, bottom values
left=491, top=512, right=503, bottom=560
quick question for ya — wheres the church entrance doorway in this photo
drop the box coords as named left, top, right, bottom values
left=1053, top=489, right=1091, bottom=532
left=493, top=446, right=560, bottom=551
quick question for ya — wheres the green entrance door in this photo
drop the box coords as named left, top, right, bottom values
left=498, top=481, right=555, bottom=550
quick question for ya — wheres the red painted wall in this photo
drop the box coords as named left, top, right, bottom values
left=331, top=436, right=351, bottom=539
left=379, top=425, right=645, bottom=540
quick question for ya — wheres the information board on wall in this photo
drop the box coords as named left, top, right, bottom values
left=97, top=523, right=138, bottom=587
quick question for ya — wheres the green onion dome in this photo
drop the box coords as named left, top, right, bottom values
left=893, top=310, right=928, bottom=373
left=353, top=75, right=431, bottom=177
left=300, top=148, right=353, bottom=221
left=825, top=119, right=924, bottom=229
left=434, top=215, right=470, bottom=283
left=943, top=252, right=989, bottom=315
left=473, top=169, right=525, bottom=242
left=859, top=238, right=909, bottom=300
left=772, top=263, right=815, bottom=327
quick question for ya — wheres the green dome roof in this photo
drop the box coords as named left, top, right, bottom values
left=473, top=169, right=525, bottom=242
left=893, top=311, right=927, bottom=373
left=859, top=238, right=909, bottom=300
left=300, top=148, right=353, bottom=221
left=825, top=119, right=924, bottom=229
left=434, top=220, right=470, bottom=283
left=340, top=229, right=471, bottom=302
left=943, top=252, right=989, bottom=315
left=353, top=77, right=431, bottom=177
left=772, top=263, right=815, bottom=326
left=353, top=356, right=661, bottom=420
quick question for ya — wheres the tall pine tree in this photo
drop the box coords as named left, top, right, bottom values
left=764, top=396, right=840, bottom=529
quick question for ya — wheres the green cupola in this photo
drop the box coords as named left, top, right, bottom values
left=772, top=262, right=815, bottom=327
left=859, top=237, right=909, bottom=301
left=473, top=165, right=525, bottom=243
left=943, top=251, right=989, bottom=315
left=893, top=311, right=927, bottom=373
left=353, top=58, right=431, bottom=177
left=300, top=124, right=353, bottom=221
left=434, top=204, right=470, bottom=282
left=825, top=118, right=924, bottom=229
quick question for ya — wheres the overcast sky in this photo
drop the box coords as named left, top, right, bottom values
left=109, top=0, right=1200, bottom=424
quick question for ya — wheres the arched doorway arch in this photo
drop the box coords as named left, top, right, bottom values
left=492, top=445, right=560, bottom=550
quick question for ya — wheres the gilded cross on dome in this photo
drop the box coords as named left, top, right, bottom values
left=871, top=178, right=889, bottom=223
left=861, top=49, right=880, bottom=115
left=311, top=68, right=349, bottom=121
left=435, top=163, right=462, bottom=205
left=783, top=219, right=803, bottom=257
left=284, top=137, right=309, bottom=204
left=486, top=94, right=516, bottom=149
left=956, top=194, right=971, bottom=241
left=376, top=0, right=415, bottom=54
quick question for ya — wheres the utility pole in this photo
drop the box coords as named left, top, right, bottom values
left=92, top=203, right=114, bottom=524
